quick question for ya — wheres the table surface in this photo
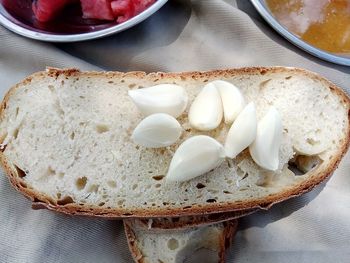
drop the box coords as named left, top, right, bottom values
left=0, top=1, right=349, bottom=262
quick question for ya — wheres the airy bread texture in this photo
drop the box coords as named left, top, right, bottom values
left=0, top=67, right=349, bottom=217
left=124, top=219, right=237, bottom=263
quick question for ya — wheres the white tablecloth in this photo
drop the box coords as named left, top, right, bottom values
left=0, top=1, right=349, bottom=262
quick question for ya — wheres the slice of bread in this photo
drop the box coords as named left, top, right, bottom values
left=124, top=219, right=238, bottom=263
left=0, top=67, right=349, bottom=218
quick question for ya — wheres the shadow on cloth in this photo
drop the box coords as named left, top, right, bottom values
left=56, top=1, right=191, bottom=72
left=238, top=180, right=326, bottom=231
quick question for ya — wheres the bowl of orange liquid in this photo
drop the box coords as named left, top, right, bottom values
left=251, top=0, right=350, bottom=66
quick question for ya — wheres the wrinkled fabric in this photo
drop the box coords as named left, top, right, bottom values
left=0, top=0, right=349, bottom=262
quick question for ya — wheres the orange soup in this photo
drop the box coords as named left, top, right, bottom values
left=266, top=0, right=350, bottom=54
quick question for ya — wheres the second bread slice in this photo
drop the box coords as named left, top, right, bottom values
left=124, top=219, right=238, bottom=263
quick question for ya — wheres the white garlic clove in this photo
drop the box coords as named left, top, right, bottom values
left=294, top=140, right=329, bottom=156
left=166, top=135, right=225, bottom=182
left=224, top=102, right=257, bottom=158
left=188, top=83, right=223, bottom=131
left=249, top=107, right=283, bottom=171
left=132, top=113, right=182, bottom=148
left=128, top=84, right=188, bottom=118
left=214, top=80, right=245, bottom=124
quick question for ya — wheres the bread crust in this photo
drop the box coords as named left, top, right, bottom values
left=124, top=209, right=255, bottom=230
left=1, top=67, right=349, bottom=218
left=219, top=220, right=238, bottom=263
left=123, top=219, right=238, bottom=263
left=124, top=220, right=145, bottom=263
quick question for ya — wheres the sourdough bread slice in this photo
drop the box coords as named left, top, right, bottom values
left=124, top=219, right=238, bottom=263
left=0, top=67, right=349, bottom=218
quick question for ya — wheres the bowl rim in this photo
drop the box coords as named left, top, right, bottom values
left=0, top=0, right=168, bottom=42
left=250, top=0, right=350, bottom=66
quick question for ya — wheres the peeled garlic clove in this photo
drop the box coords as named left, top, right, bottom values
left=128, top=84, right=188, bottom=118
left=224, top=102, right=257, bottom=158
left=249, top=107, right=282, bottom=171
left=293, top=136, right=329, bottom=156
left=166, top=135, right=225, bottom=182
left=188, top=83, right=223, bottom=131
left=214, top=80, right=245, bottom=124
left=132, top=113, right=182, bottom=148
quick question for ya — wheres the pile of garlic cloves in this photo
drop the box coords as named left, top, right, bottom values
left=129, top=80, right=282, bottom=183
